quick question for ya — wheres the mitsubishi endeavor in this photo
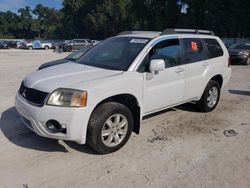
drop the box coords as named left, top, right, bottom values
left=15, top=29, right=231, bottom=154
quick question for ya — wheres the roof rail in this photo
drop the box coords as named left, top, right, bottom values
left=161, top=28, right=215, bottom=36
left=118, top=31, right=161, bottom=36
left=118, top=31, right=134, bottom=35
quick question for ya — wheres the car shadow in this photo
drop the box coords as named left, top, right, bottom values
left=0, top=104, right=200, bottom=154
left=143, top=103, right=200, bottom=120
left=176, top=103, right=200, bottom=112
left=143, top=108, right=176, bottom=120
left=0, top=107, right=97, bottom=155
left=229, top=89, right=250, bottom=96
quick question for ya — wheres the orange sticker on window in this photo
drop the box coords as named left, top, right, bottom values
left=191, top=41, right=198, bottom=51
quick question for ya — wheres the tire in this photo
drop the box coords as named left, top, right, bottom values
left=245, top=57, right=250, bottom=65
left=87, top=102, right=134, bottom=154
left=28, top=46, right=32, bottom=50
left=196, top=80, right=221, bottom=112
left=44, top=46, right=49, bottom=50
left=66, top=46, right=72, bottom=52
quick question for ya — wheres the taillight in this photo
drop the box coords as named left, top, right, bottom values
left=228, top=57, right=231, bottom=67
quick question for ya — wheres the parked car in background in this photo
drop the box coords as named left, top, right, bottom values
left=228, top=43, right=250, bottom=65
left=17, top=41, right=24, bottom=48
left=91, top=40, right=101, bottom=46
left=62, top=39, right=92, bottom=52
left=19, top=40, right=33, bottom=50
left=15, top=29, right=231, bottom=154
left=51, top=40, right=65, bottom=50
left=7, top=41, right=18, bottom=48
left=19, top=40, right=52, bottom=50
left=32, top=40, right=52, bottom=50
left=0, top=41, right=9, bottom=49
left=38, top=46, right=92, bottom=70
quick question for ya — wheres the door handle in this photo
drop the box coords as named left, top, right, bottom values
left=175, top=67, right=185, bottom=73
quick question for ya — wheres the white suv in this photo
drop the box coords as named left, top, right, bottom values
left=15, top=29, right=231, bottom=153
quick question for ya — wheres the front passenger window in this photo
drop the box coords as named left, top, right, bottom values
left=138, top=39, right=181, bottom=72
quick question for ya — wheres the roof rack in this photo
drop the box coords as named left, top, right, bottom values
left=118, top=31, right=161, bottom=36
left=161, top=29, right=215, bottom=36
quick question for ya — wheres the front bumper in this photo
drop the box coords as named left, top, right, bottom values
left=15, top=93, right=93, bottom=144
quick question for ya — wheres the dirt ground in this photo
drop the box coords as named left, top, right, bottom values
left=0, top=49, right=249, bottom=188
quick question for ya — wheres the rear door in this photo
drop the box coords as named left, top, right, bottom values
left=181, top=38, right=209, bottom=100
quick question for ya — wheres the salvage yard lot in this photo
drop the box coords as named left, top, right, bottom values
left=0, top=49, right=249, bottom=188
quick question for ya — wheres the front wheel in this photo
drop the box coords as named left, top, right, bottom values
left=196, top=80, right=221, bottom=112
left=87, top=102, right=133, bottom=154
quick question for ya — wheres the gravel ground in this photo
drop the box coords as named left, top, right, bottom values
left=0, top=49, right=249, bottom=188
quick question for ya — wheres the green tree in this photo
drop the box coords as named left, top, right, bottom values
left=129, top=0, right=181, bottom=31
left=84, top=0, right=131, bottom=38
left=181, top=0, right=250, bottom=37
left=18, top=6, right=35, bottom=38
left=62, top=0, right=97, bottom=38
left=0, top=11, right=20, bottom=38
left=32, top=4, right=63, bottom=39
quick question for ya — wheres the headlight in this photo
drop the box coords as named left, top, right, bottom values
left=47, top=88, right=87, bottom=107
left=239, top=51, right=249, bottom=56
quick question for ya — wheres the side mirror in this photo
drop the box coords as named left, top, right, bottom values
left=149, top=59, right=165, bottom=74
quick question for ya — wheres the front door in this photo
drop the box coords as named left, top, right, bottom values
left=140, top=38, right=186, bottom=114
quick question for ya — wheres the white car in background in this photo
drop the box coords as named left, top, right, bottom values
left=20, top=40, right=52, bottom=50
left=15, top=29, right=231, bottom=154
left=32, top=40, right=52, bottom=50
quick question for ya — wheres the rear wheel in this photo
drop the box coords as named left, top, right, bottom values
left=44, top=46, right=49, bottom=50
left=28, top=46, right=32, bottom=50
left=87, top=102, right=133, bottom=154
left=196, top=80, right=221, bottom=112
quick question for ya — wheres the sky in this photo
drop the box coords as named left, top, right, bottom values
left=0, top=0, right=63, bottom=12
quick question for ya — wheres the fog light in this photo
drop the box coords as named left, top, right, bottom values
left=46, top=120, right=66, bottom=134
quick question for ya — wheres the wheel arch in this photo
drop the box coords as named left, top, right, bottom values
left=89, top=93, right=141, bottom=135
left=210, top=74, right=223, bottom=88
left=198, top=74, right=223, bottom=101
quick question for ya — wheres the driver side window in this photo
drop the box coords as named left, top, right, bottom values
left=138, top=39, right=181, bottom=72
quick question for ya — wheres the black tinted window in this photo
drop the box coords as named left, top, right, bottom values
left=204, top=39, right=223, bottom=58
left=138, top=39, right=181, bottom=72
left=230, top=43, right=250, bottom=50
left=183, top=38, right=207, bottom=63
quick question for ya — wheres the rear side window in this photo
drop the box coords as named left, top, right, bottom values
left=204, top=39, right=223, bottom=58
left=183, top=38, right=207, bottom=63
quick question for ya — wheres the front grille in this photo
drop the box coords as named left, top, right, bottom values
left=19, top=82, right=49, bottom=106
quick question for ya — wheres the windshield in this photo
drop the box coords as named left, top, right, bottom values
left=77, top=37, right=150, bottom=70
left=66, top=46, right=91, bottom=61
left=231, top=43, right=250, bottom=50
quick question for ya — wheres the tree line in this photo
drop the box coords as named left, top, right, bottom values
left=0, top=0, right=249, bottom=40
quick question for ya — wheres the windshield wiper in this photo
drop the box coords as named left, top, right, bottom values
left=65, top=58, right=77, bottom=61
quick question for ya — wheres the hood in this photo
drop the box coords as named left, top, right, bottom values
left=229, top=49, right=250, bottom=54
left=23, top=62, right=123, bottom=93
